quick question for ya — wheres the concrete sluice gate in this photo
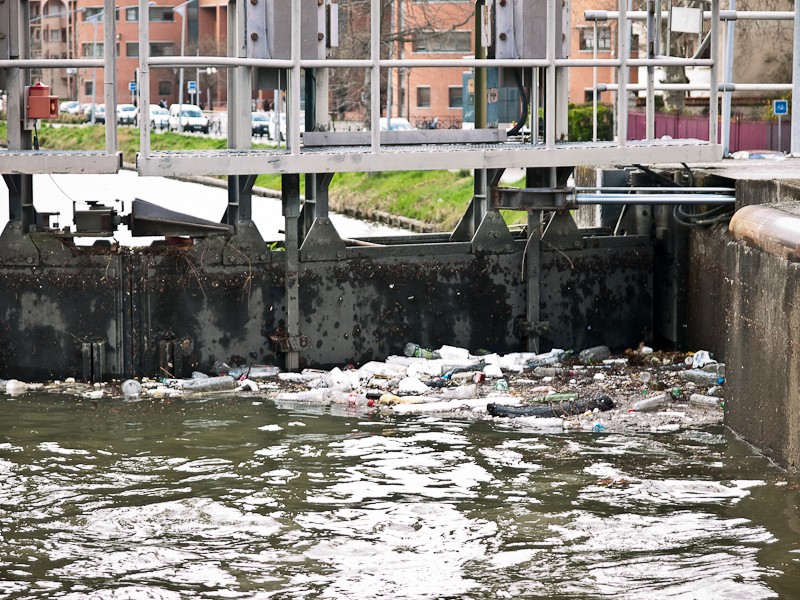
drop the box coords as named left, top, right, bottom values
left=0, top=210, right=651, bottom=382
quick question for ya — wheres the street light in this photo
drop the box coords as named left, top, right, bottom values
left=86, top=11, right=102, bottom=124
left=173, top=0, right=195, bottom=133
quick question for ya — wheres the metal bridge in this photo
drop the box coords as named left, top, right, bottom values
left=0, top=0, right=793, bottom=380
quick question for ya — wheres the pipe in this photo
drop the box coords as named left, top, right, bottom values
left=576, top=194, right=734, bottom=204
left=729, top=204, right=800, bottom=261
left=584, top=10, right=795, bottom=21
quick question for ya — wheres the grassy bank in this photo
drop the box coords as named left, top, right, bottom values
left=1, top=122, right=524, bottom=231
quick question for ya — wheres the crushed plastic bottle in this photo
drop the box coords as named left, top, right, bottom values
left=495, top=379, right=509, bottom=392
left=404, top=343, right=441, bottom=360
left=578, top=345, right=611, bottom=365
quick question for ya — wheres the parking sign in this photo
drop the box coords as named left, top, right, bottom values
left=129, top=81, right=136, bottom=92
left=187, top=81, right=197, bottom=92
left=773, top=99, right=789, bottom=116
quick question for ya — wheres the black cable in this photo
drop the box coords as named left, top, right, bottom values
left=507, top=69, right=529, bottom=137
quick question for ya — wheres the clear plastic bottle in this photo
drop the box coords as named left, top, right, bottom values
left=179, top=375, right=236, bottom=392
left=121, top=379, right=142, bottom=398
left=631, top=394, right=666, bottom=412
left=680, top=369, right=724, bottom=386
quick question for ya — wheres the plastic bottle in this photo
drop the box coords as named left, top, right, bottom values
left=533, top=367, right=564, bottom=378
left=121, top=379, right=142, bottom=398
left=689, top=393, right=722, bottom=408
left=404, top=343, right=441, bottom=360
left=578, top=345, right=611, bottom=364
left=701, top=363, right=726, bottom=377
left=631, top=394, right=666, bottom=412
left=179, top=375, right=236, bottom=392
left=680, top=369, right=724, bottom=386
left=495, top=379, right=509, bottom=391
left=246, top=365, right=281, bottom=379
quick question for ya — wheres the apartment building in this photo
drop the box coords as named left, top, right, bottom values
left=30, top=0, right=227, bottom=109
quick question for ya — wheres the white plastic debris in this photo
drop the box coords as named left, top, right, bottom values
left=237, top=379, right=259, bottom=392
left=436, top=345, right=472, bottom=361
left=631, top=394, right=666, bottom=412
left=5, top=379, right=28, bottom=395
left=398, top=377, right=430, bottom=395
left=688, top=350, right=715, bottom=369
left=483, top=363, right=504, bottom=379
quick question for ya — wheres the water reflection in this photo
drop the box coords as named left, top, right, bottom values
left=0, top=394, right=798, bottom=598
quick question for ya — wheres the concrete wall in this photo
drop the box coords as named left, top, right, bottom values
left=687, top=179, right=800, bottom=471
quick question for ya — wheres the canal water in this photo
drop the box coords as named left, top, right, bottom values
left=0, top=172, right=409, bottom=243
left=1, top=392, right=799, bottom=598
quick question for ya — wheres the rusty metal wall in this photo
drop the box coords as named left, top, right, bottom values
left=0, top=233, right=652, bottom=381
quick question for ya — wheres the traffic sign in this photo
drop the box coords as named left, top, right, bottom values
left=187, top=80, right=197, bottom=92
left=773, top=99, right=789, bottom=116
left=129, top=81, right=136, bottom=92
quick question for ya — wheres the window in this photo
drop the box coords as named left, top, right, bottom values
left=83, top=7, right=103, bottom=21
left=126, top=7, right=139, bottom=21
left=49, top=29, right=61, bottom=42
left=150, top=42, right=175, bottom=57
left=413, top=30, right=472, bottom=54
left=158, top=80, right=172, bottom=96
left=417, top=86, right=430, bottom=108
left=126, top=42, right=139, bottom=57
left=580, top=27, right=611, bottom=52
left=84, top=81, right=94, bottom=95
left=82, top=42, right=104, bottom=57
left=150, top=7, right=175, bottom=22
left=448, top=86, right=463, bottom=109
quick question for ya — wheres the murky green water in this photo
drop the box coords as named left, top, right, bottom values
left=1, top=393, right=799, bottom=599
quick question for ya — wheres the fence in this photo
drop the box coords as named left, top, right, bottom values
left=629, top=111, right=792, bottom=153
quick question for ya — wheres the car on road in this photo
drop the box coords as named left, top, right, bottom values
left=117, top=103, right=137, bottom=126
left=58, top=100, right=82, bottom=115
left=146, top=104, right=170, bottom=130
left=252, top=111, right=270, bottom=138
left=83, top=103, right=105, bottom=124
left=168, top=104, right=209, bottom=133
left=379, top=117, right=414, bottom=131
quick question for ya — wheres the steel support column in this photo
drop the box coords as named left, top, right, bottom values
left=282, top=174, right=302, bottom=370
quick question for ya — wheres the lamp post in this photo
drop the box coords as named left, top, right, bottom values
left=87, top=12, right=101, bottom=124
left=173, top=0, right=195, bottom=132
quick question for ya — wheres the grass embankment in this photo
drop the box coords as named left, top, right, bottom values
left=2, top=122, right=525, bottom=231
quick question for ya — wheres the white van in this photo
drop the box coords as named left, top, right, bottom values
left=168, top=104, right=209, bottom=133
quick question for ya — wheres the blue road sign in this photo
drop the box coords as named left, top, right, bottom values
left=773, top=99, right=789, bottom=116
left=129, top=81, right=136, bottom=92
left=187, top=80, right=197, bottom=92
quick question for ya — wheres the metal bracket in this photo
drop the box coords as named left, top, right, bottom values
left=269, top=326, right=308, bottom=353
left=491, top=186, right=575, bottom=211
left=0, top=222, right=39, bottom=266
left=471, top=211, right=515, bottom=254
left=514, top=317, right=550, bottom=339
left=222, top=220, right=269, bottom=265
left=300, top=217, right=346, bottom=261
left=541, top=211, right=583, bottom=250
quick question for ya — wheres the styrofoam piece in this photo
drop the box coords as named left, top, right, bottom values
left=483, top=363, right=504, bottom=378
left=398, top=377, right=431, bottom=395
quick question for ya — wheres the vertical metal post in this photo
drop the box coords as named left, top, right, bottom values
left=370, top=0, right=381, bottom=152
left=104, top=0, right=117, bottom=152
left=556, top=0, right=570, bottom=141
left=709, top=0, right=719, bottom=146
left=721, top=0, right=735, bottom=155
left=545, top=0, right=556, bottom=149
left=525, top=207, right=542, bottom=354
left=792, top=0, right=800, bottom=155
left=227, top=0, right=252, bottom=232
left=290, top=0, right=302, bottom=154
left=617, top=0, right=628, bottom=146
left=646, top=0, right=656, bottom=140
left=474, top=0, right=487, bottom=129
left=593, top=22, right=598, bottom=141
left=139, top=0, right=151, bottom=157
left=282, top=174, right=301, bottom=371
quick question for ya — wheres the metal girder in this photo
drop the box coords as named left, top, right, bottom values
left=0, top=151, right=122, bottom=174
left=303, top=129, right=508, bottom=147
left=137, top=141, right=722, bottom=177
left=491, top=186, right=574, bottom=211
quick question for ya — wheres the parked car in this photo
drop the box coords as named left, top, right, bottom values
left=379, top=117, right=413, bottom=131
left=168, top=104, right=209, bottom=133
left=252, top=111, right=270, bottom=138
left=145, top=104, right=170, bottom=130
left=58, top=100, right=82, bottom=115
left=116, top=103, right=137, bottom=126
left=269, top=111, right=286, bottom=142
left=83, top=103, right=105, bottom=124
